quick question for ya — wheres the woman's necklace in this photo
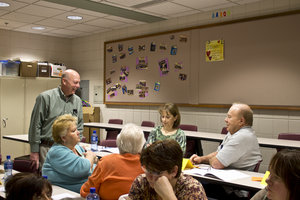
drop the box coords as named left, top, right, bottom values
left=162, top=127, right=177, bottom=135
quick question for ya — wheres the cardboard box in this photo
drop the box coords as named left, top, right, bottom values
left=20, top=61, right=37, bottom=77
left=50, top=64, right=66, bottom=77
left=0, top=60, right=20, bottom=76
left=37, top=63, right=50, bottom=77
left=82, top=107, right=100, bottom=143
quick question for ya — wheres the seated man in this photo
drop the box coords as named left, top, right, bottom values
left=190, top=103, right=262, bottom=200
left=190, top=102, right=262, bottom=171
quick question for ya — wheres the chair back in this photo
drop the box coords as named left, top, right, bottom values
left=13, top=155, right=39, bottom=174
left=278, top=133, right=300, bottom=140
left=179, top=124, right=199, bottom=158
left=179, top=124, right=197, bottom=132
left=106, top=119, right=123, bottom=140
left=141, top=121, right=155, bottom=127
left=80, top=136, right=86, bottom=143
left=108, top=119, right=123, bottom=124
left=100, top=139, right=117, bottom=147
left=254, top=160, right=262, bottom=172
left=141, top=121, right=155, bottom=140
left=277, top=133, right=300, bottom=151
left=221, top=127, right=228, bottom=135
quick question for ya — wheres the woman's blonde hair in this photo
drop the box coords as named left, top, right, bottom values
left=116, top=123, right=145, bottom=154
left=52, top=114, right=77, bottom=144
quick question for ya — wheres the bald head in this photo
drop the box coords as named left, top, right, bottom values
left=61, top=69, right=80, bottom=97
left=231, top=103, right=253, bottom=126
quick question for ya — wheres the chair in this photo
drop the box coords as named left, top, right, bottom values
left=141, top=121, right=155, bottom=140
left=13, top=155, right=39, bottom=174
left=221, top=127, right=227, bottom=135
left=105, top=119, right=123, bottom=140
left=80, top=136, right=86, bottom=143
left=100, top=139, right=117, bottom=147
left=277, top=133, right=300, bottom=151
left=100, top=119, right=123, bottom=146
left=179, top=124, right=203, bottom=158
left=254, top=160, right=262, bottom=172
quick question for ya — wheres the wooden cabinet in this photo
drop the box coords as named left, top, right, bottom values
left=0, top=77, right=60, bottom=159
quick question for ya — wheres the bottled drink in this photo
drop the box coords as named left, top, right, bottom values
left=91, top=131, right=98, bottom=152
left=3, top=155, right=13, bottom=183
left=86, top=187, right=100, bottom=200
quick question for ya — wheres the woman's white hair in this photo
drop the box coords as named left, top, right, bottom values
left=116, top=123, right=146, bottom=154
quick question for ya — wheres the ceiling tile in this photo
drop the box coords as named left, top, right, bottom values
left=0, top=0, right=28, bottom=11
left=34, top=0, right=76, bottom=11
left=172, top=0, right=233, bottom=10
left=0, top=10, right=9, bottom=16
left=66, top=23, right=106, bottom=32
left=1, top=12, right=45, bottom=23
left=201, top=2, right=237, bottom=11
left=140, top=2, right=192, bottom=16
left=168, top=10, right=202, bottom=18
left=16, top=4, right=67, bottom=17
left=0, top=19, right=27, bottom=28
left=85, top=18, right=126, bottom=28
left=42, top=31, right=72, bottom=38
left=49, top=28, right=86, bottom=36
left=36, top=18, right=75, bottom=28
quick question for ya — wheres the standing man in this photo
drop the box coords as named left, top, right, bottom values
left=190, top=102, right=262, bottom=171
left=28, top=69, right=83, bottom=170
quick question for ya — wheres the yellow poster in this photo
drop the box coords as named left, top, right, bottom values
left=205, top=40, right=224, bottom=62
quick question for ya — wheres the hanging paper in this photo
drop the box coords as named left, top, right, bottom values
left=205, top=40, right=224, bottom=62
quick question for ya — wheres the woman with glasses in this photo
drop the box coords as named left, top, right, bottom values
left=128, top=139, right=207, bottom=200
left=251, top=149, right=300, bottom=200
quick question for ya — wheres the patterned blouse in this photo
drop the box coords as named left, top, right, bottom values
left=145, top=126, right=186, bottom=154
left=128, top=173, right=207, bottom=200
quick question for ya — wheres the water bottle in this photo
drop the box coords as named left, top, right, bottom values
left=91, top=131, right=98, bottom=152
left=86, top=187, right=100, bottom=200
left=3, top=155, right=13, bottom=184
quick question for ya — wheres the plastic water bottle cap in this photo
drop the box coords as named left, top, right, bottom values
left=6, top=155, right=11, bottom=159
left=90, top=187, right=96, bottom=193
left=93, top=130, right=96, bottom=134
left=42, top=175, right=48, bottom=179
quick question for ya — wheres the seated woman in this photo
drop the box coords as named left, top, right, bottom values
left=80, top=123, right=145, bottom=199
left=145, top=103, right=186, bottom=154
left=42, top=114, right=96, bottom=193
left=5, top=172, right=52, bottom=200
left=128, top=139, right=207, bottom=200
left=251, top=149, right=300, bottom=200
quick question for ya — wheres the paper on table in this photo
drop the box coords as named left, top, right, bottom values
left=185, top=167, right=250, bottom=181
left=52, top=193, right=76, bottom=200
left=181, top=158, right=195, bottom=171
left=99, top=147, right=119, bottom=154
